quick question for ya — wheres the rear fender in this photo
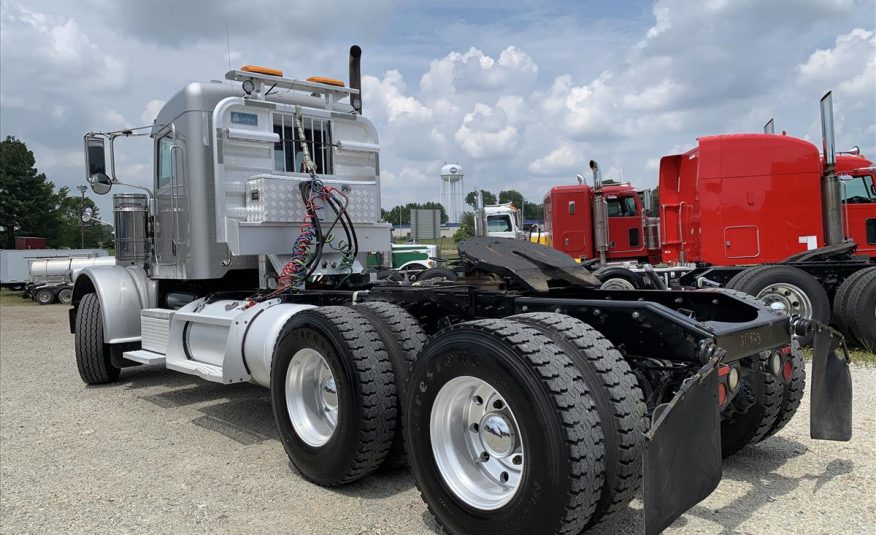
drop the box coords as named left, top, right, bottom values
left=70, top=265, right=156, bottom=344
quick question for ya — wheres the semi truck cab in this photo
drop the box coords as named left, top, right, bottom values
left=543, top=183, right=654, bottom=262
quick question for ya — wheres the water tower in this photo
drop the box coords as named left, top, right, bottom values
left=440, top=163, right=465, bottom=224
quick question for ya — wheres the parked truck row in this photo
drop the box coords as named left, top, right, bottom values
left=69, top=47, right=853, bottom=535
left=529, top=94, right=875, bottom=349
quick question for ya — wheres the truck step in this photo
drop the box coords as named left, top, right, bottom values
left=165, top=359, right=225, bottom=383
left=123, top=349, right=166, bottom=366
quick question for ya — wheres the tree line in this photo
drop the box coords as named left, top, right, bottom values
left=0, top=136, right=112, bottom=249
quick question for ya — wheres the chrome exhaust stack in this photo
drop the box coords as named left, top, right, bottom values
left=590, top=160, right=609, bottom=266
left=820, top=92, right=843, bottom=245
left=349, top=45, right=362, bottom=113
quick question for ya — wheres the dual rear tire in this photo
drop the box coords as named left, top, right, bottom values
left=404, top=316, right=646, bottom=534
left=833, top=267, right=876, bottom=350
left=270, top=302, right=428, bottom=484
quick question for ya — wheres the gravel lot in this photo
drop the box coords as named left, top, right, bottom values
left=1, top=302, right=874, bottom=534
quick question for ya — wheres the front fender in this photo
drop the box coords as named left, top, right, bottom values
left=71, top=265, right=156, bottom=344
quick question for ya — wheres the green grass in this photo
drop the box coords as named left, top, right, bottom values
left=0, top=288, right=36, bottom=306
left=802, top=347, right=876, bottom=365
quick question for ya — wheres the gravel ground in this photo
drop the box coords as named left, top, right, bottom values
left=1, top=303, right=874, bottom=534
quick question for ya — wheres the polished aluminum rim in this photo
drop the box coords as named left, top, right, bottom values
left=430, top=376, right=524, bottom=510
left=286, top=348, right=338, bottom=447
left=600, top=277, right=636, bottom=290
left=756, top=283, right=813, bottom=319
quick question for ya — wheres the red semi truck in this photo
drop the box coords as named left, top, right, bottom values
left=543, top=93, right=876, bottom=348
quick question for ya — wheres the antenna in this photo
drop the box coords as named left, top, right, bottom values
left=225, top=24, right=232, bottom=71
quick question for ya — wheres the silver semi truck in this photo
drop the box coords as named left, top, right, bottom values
left=70, top=47, right=853, bottom=535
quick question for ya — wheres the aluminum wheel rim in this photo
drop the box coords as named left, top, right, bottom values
left=430, top=376, right=524, bottom=510
left=600, top=277, right=636, bottom=290
left=285, top=348, right=338, bottom=447
left=755, top=282, right=813, bottom=319
left=37, top=291, right=52, bottom=304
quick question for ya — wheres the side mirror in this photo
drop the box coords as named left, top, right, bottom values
left=80, top=207, right=94, bottom=223
left=643, top=189, right=654, bottom=213
left=85, top=135, right=112, bottom=195
left=89, top=172, right=113, bottom=195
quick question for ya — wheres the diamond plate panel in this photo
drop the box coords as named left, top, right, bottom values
left=245, top=175, right=379, bottom=224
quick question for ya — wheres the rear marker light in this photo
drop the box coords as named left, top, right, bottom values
left=770, top=352, right=782, bottom=376
left=783, top=359, right=793, bottom=382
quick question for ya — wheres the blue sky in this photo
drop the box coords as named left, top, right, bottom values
left=1, top=0, right=874, bottom=217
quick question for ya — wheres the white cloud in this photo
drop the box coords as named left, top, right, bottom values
left=364, top=70, right=432, bottom=124
left=140, top=99, right=165, bottom=125
left=454, top=103, right=519, bottom=159
left=528, top=142, right=586, bottom=176
left=798, top=28, right=875, bottom=98
left=420, top=46, right=538, bottom=97
left=0, top=2, right=127, bottom=91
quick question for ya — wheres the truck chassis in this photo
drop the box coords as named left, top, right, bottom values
left=71, top=237, right=852, bottom=535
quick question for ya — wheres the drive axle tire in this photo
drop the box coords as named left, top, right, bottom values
left=35, top=288, right=55, bottom=305
left=405, top=319, right=606, bottom=535
left=270, top=306, right=397, bottom=486
left=762, top=339, right=805, bottom=440
left=75, top=293, right=120, bottom=385
left=510, top=312, right=646, bottom=526
left=592, top=266, right=643, bottom=290
left=720, top=352, right=782, bottom=457
left=354, top=301, right=427, bottom=468
left=834, top=267, right=876, bottom=351
left=726, top=265, right=829, bottom=346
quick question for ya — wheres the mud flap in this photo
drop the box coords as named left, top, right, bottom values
left=808, top=324, right=853, bottom=441
left=643, top=344, right=723, bottom=535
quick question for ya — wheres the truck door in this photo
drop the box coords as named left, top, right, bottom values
left=154, top=131, right=186, bottom=265
left=842, top=173, right=876, bottom=258
left=606, top=194, right=646, bottom=259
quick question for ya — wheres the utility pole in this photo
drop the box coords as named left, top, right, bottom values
left=76, top=185, right=88, bottom=248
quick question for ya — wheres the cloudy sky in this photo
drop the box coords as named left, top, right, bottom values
left=1, top=0, right=874, bottom=217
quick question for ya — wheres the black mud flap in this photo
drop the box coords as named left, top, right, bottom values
left=808, top=323, right=853, bottom=441
left=643, top=344, right=723, bottom=535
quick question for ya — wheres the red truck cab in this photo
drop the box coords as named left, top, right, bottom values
left=659, top=134, right=873, bottom=265
left=544, top=183, right=652, bottom=262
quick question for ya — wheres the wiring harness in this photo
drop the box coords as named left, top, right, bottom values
left=252, top=107, right=358, bottom=303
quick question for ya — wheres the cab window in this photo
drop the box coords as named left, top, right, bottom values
left=607, top=196, right=638, bottom=217
left=487, top=215, right=512, bottom=233
left=841, top=174, right=874, bottom=203
left=273, top=113, right=333, bottom=175
left=157, top=136, right=173, bottom=188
